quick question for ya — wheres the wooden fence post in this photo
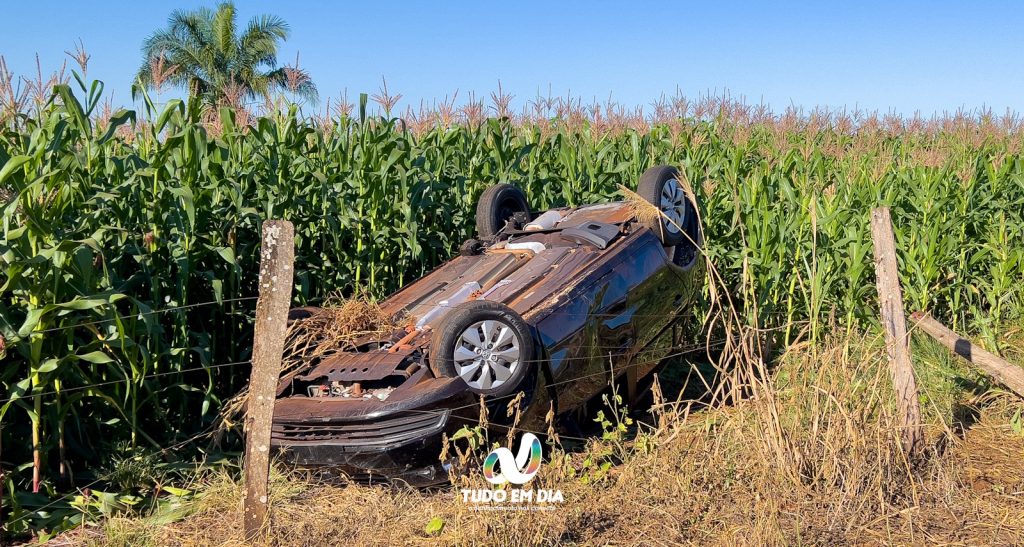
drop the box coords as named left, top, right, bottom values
left=243, top=220, right=294, bottom=541
left=910, top=312, right=1024, bottom=399
left=870, top=207, right=924, bottom=456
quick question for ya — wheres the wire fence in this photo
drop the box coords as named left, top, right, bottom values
left=399, top=337, right=731, bottom=443
left=1, top=268, right=749, bottom=534
left=1, top=281, right=748, bottom=406
left=3, top=332, right=717, bottom=532
left=1, top=325, right=727, bottom=532
left=3, top=272, right=793, bottom=352
left=362, top=291, right=798, bottom=321
left=28, top=295, right=259, bottom=336
left=0, top=359, right=253, bottom=406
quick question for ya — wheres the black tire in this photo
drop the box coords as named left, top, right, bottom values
left=671, top=199, right=703, bottom=269
left=286, top=307, right=316, bottom=327
left=430, top=300, right=535, bottom=397
left=475, top=184, right=529, bottom=239
left=636, top=165, right=694, bottom=246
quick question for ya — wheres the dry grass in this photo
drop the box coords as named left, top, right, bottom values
left=278, top=294, right=401, bottom=364
left=85, top=331, right=1024, bottom=546
left=218, top=295, right=401, bottom=430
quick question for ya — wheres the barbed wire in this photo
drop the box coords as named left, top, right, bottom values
left=366, top=290, right=797, bottom=321
left=417, top=337, right=729, bottom=418
left=27, top=296, right=258, bottom=336
left=16, top=289, right=791, bottom=341
left=273, top=338, right=731, bottom=453
left=0, top=325, right=738, bottom=407
left=0, top=360, right=252, bottom=406
left=0, top=340, right=699, bottom=406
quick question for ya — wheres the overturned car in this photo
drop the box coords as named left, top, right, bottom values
left=270, top=165, right=704, bottom=485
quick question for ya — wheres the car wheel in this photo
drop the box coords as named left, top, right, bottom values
left=286, top=307, right=316, bottom=327
left=636, top=165, right=695, bottom=246
left=430, top=300, right=535, bottom=397
left=672, top=199, right=703, bottom=269
left=475, top=183, right=529, bottom=239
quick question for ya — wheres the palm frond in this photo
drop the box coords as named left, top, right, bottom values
left=241, top=14, right=289, bottom=43
left=264, top=66, right=319, bottom=104
left=167, top=8, right=213, bottom=47
left=211, top=2, right=238, bottom=61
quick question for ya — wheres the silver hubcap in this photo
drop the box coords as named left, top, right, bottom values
left=659, top=178, right=687, bottom=234
left=453, top=320, right=521, bottom=391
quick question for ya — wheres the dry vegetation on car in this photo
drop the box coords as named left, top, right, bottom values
left=218, top=296, right=400, bottom=429
left=88, top=331, right=1024, bottom=546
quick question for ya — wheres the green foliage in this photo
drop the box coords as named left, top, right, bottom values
left=1, top=77, right=1023, bottom=534
left=575, top=453, right=614, bottom=486
left=594, top=392, right=633, bottom=444
left=450, top=425, right=488, bottom=452
left=425, top=516, right=445, bottom=536
left=136, top=2, right=316, bottom=105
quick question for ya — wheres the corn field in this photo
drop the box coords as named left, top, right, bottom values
left=0, top=77, right=1023, bottom=527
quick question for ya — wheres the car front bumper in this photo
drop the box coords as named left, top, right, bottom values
left=270, top=407, right=456, bottom=486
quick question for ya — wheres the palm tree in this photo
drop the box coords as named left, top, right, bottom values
left=135, top=2, right=317, bottom=106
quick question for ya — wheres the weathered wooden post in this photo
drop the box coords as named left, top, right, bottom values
left=243, top=220, right=294, bottom=541
left=870, top=207, right=924, bottom=456
left=911, top=312, right=1024, bottom=399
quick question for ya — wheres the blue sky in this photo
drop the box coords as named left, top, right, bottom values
left=1, top=1, right=1022, bottom=116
